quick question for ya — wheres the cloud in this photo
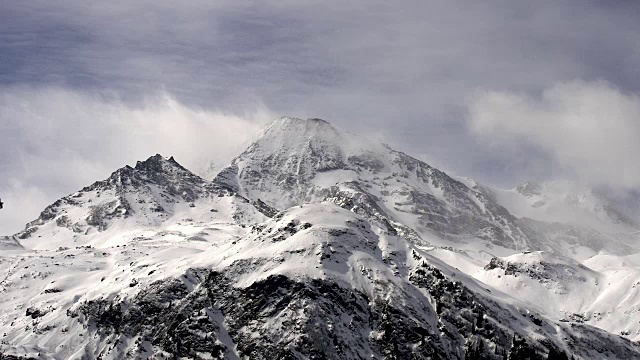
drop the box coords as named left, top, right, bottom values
left=0, top=86, right=271, bottom=234
left=468, top=80, right=640, bottom=189
left=3, top=1, right=640, bottom=121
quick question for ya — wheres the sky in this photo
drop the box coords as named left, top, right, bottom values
left=2, top=0, right=640, bottom=233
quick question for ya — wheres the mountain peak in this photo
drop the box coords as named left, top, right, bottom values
left=17, top=153, right=214, bottom=243
left=213, top=116, right=354, bottom=197
left=260, top=116, right=340, bottom=140
left=134, top=153, right=182, bottom=172
left=83, top=154, right=194, bottom=193
left=213, top=116, right=539, bottom=251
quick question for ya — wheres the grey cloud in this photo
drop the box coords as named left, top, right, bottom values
left=4, top=1, right=639, bottom=110
left=468, top=80, right=640, bottom=189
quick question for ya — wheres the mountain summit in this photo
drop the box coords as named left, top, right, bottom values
left=214, top=117, right=367, bottom=201
left=216, top=117, right=545, bottom=251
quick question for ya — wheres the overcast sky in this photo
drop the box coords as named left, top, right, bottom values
left=2, top=1, right=640, bottom=233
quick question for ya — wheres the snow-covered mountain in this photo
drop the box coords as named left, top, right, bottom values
left=15, top=154, right=272, bottom=250
left=475, top=250, right=640, bottom=342
left=215, top=117, right=537, bottom=252
left=2, top=117, right=640, bottom=359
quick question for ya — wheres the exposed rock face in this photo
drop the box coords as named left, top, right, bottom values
left=484, top=255, right=593, bottom=288
left=74, top=271, right=442, bottom=360
left=67, top=252, right=640, bottom=360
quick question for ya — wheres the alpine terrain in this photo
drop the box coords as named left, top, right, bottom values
left=2, top=117, right=640, bottom=359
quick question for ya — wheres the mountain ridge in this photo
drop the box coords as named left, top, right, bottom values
left=2, top=116, right=640, bottom=359
left=214, top=117, right=540, bottom=251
